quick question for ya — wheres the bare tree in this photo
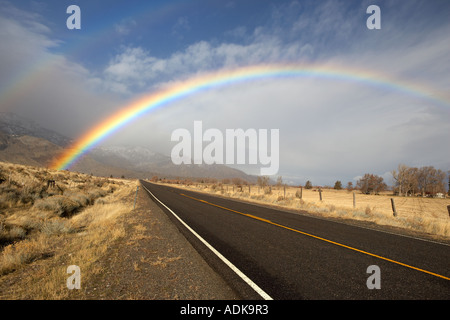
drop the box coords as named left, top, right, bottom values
left=276, top=176, right=283, bottom=187
left=418, top=166, right=434, bottom=197
left=448, top=171, right=450, bottom=196
left=357, top=174, right=387, bottom=195
left=393, top=164, right=446, bottom=197
left=392, top=164, right=409, bottom=196
left=232, top=177, right=243, bottom=186
left=346, top=181, right=353, bottom=191
left=404, top=167, right=419, bottom=196
left=429, top=168, right=446, bottom=195
left=257, top=176, right=269, bottom=188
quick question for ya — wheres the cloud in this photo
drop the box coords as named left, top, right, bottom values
left=63, top=2, right=450, bottom=184
left=172, top=16, right=191, bottom=38
left=101, top=35, right=315, bottom=95
left=115, top=19, right=137, bottom=36
left=0, top=3, right=123, bottom=138
left=0, top=1, right=448, bottom=186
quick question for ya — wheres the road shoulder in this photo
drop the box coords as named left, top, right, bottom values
left=83, top=184, right=241, bottom=299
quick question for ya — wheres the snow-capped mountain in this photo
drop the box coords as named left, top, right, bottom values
left=0, top=112, right=72, bottom=147
left=0, top=112, right=256, bottom=182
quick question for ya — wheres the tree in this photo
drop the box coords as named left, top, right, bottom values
left=404, top=167, right=419, bottom=196
left=346, top=181, right=353, bottom=191
left=393, top=164, right=446, bottom=197
left=392, top=164, right=409, bottom=196
left=231, top=177, right=242, bottom=186
left=429, top=168, right=446, bottom=195
left=305, top=180, right=313, bottom=189
left=276, top=176, right=283, bottom=186
left=334, top=181, right=342, bottom=190
left=356, top=174, right=386, bottom=195
left=448, top=172, right=450, bottom=196
left=232, top=177, right=243, bottom=192
left=417, top=166, right=434, bottom=196
left=257, top=176, right=269, bottom=188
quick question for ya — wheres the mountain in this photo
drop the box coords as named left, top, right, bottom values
left=0, top=130, right=139, bottom=178
left=0, top=112, right=72, bottom=147
left=0, top=112, right=257, bottom=182
left=0, top=132, right=59, bottom=167
left=89, top=145, right=257, bottom=182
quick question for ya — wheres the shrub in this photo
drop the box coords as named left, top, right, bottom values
left=8, top=226, right=27, bottom=239
left=86, top=188, right=107, bottom=204
left=40, top=220, right=76, bottom=235
left=34, top=195, right=80, bottom=217
left=0, top=224, right=26, bottom=244
left=64, top=190, right=89, bottom=207
left=94, top=197, right=107, bottom=205
left=264, top=186, right=272, bottom=195
left=0, top=192, right=19, bottom=208
left=0, top=237, right=48, bottom=275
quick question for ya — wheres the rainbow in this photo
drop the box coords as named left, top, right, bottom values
left=49, top=63, right=449, bottom=170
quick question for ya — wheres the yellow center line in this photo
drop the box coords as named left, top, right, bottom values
left=180, top=193, right=450, bottom=281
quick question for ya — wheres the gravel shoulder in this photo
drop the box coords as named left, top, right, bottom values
left=81, top=184, right=241, bottom=299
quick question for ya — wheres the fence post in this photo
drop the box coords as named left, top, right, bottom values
left=353, top=192, right=356, bottom=208
left=391, top=198, right=397, bottom=217
left=134, top=185, right=139, bottom=209
left=447, top=205, right=450, bottom=218
left=319, top=188, right=322, bottom=201
left=300, top=187, right=303, bottom=199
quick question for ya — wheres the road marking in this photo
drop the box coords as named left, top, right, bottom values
left=140, top=183, right=273, bottom=300
left=181, top=193, right=450, bottom=282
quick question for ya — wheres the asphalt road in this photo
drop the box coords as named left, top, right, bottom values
left=141, top=181, right=450, bottom=300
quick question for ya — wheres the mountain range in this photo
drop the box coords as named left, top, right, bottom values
left=0, top=112, right=256, bottom=182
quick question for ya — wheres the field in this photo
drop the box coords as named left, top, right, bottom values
left=161, top=182, right=450, bottom=240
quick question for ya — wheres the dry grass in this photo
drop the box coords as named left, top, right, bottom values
left=162, top=182, right=450, bottom=239
left=0, top=235, right=49, bottom=276
left=0, top=161, right=136, bottom=299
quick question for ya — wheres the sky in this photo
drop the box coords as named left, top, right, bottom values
left=0, top=0, right=449, bottom=186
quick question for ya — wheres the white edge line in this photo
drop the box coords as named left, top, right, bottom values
left=141, top=183, right=273, bottom=301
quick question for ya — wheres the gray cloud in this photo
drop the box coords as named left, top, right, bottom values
left=0, top=5, right=124, bottom=138
left=0, top=1, right=448, bottom=186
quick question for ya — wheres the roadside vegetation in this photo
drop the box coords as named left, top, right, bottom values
left=0, top=161, right=136, bottom=298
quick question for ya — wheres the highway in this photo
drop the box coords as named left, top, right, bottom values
left=141, top=181, right=450, bottom=300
